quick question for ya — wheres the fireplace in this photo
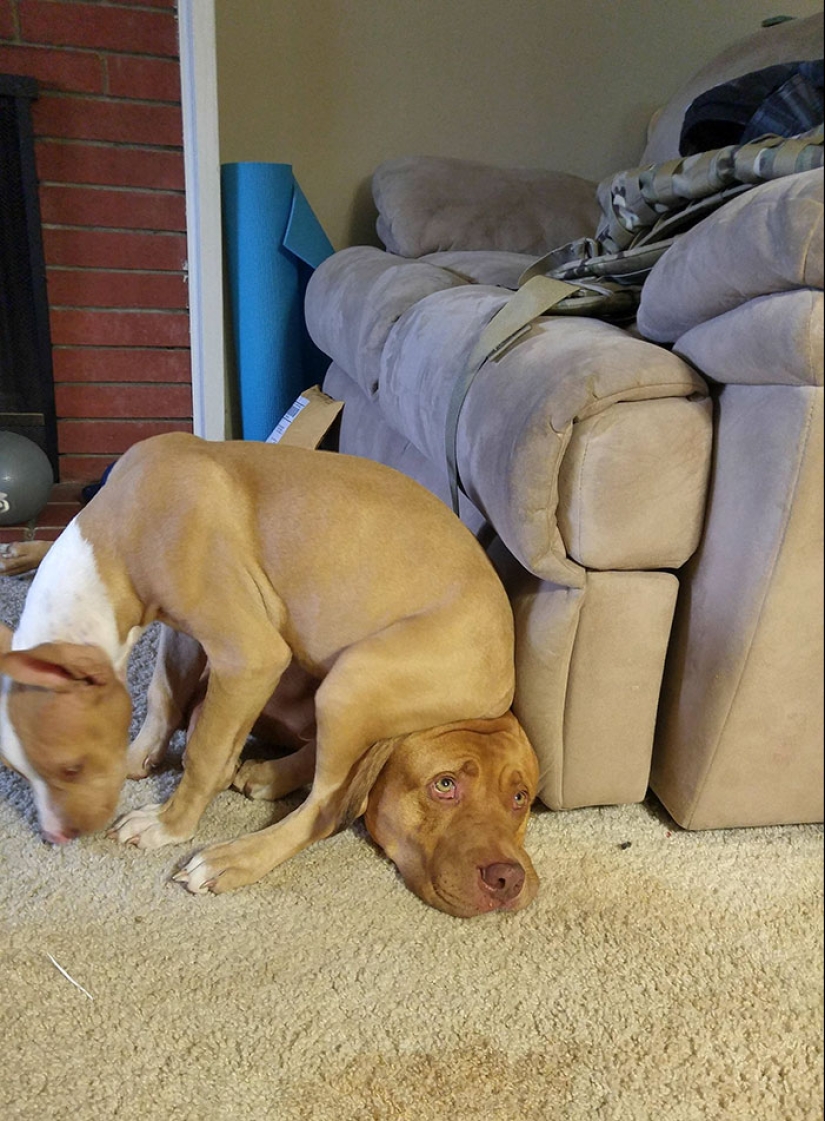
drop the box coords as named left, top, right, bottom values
left=0, top=73, right=58, bottom=475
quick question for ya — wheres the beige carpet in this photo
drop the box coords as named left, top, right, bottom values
left=1, top=570, right=822, bottom=1121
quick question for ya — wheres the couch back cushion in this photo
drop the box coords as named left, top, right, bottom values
left=372, top=156, right=599, bottom=258
left=641, top=13, right=824, bottom=165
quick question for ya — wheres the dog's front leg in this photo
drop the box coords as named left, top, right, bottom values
left=127, top=625, right=206, bottom=778
left=110, top=639, right=292, bottom=849
left=172, top=643, right=406, bottom=893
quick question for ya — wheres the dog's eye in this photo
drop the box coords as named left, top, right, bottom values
left=60, top=762, right=84, bottom=781
left=513, top=790, right=529, bottom=809
left=432, top=776, right=457, bottom=798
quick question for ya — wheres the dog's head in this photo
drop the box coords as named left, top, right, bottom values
left=364, top=711, right=539, bottom=917
left=0, top=626, right=131, bottom=844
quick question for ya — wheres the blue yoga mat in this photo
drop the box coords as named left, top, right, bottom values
left=221, top=163, right=334, bottom=441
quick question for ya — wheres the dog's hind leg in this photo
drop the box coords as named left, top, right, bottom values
left=232, top=741, right=317, bottom=801
left=127, top=625, right=206, bottom=778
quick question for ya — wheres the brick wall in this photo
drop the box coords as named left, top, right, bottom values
left=0, top=0, right=192, bottom=484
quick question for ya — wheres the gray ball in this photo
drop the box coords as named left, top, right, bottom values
left=0, top=432, right=55, bottom=526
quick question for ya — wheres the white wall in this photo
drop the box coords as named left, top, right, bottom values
left=215, top=0, right=821, bottom=249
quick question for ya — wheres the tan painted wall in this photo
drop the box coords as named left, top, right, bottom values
left=215, top=0, right=821, bottom=250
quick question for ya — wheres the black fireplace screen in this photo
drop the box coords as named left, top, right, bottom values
left=0, top=73, right=58, bottom=473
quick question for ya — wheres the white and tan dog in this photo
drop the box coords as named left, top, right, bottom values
left=0, top=433, right=538, bottom=915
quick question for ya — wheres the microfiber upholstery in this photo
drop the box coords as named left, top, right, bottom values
left=372, top=155, right=600, bottom=258
left=638, top=169, right=824, bottom=343
left=307, top=258, right=711, bottom=587
left=674, top=288, right=824, bottom=388
left=305, top=246, right=467, bottom=397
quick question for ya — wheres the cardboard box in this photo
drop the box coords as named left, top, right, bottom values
left=266, top=385, right=343, bottom=450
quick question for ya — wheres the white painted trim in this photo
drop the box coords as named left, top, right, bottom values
left=178, top=0, right=226, bottom=440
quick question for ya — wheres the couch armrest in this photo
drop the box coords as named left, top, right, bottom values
left=637, top=169, right=823, bottom=343
left=373, top=155, right=599, bottom=258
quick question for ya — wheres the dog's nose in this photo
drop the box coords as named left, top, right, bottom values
left=42, top=825, right=79, bottom=845
left=480, top=861, right=525, bottom=902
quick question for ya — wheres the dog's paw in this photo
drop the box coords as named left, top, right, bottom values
left=107, top=803, right=192, bottom=849
left=125, top=754, right=158, bottom=781
left=171, top=837, right=268, bottom=895
left=125, top=738, right=166, bottom=780
left=231, top=759, right=280, bottom=801
left=0, top=540, right=50, bottom=576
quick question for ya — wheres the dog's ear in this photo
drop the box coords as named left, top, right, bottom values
left=335, top=736, right=401, bottom=830
left=0, top=624, right=12, bottom=656
left=0, top=642, right=116, bottom=691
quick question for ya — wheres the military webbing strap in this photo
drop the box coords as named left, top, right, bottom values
left=445, top=274, right=577, bottom=514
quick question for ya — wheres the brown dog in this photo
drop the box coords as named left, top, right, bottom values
left=150, top=629, right=539, bottom=916
left=0, top=434, right=539, bottom=915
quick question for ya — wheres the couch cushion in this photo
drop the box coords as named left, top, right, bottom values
left=377, top=284, right=708, bottom=585
left=372, top=156, right=600, bottom=257
left=637, top=169, right=823, bottom=343
left=421, top=250, right=535, bottom=288
left=674, top=289, right=824, bottom=388
left=305, top=246, right=466, bottom=397
left=642, top=13, right=824, bottom=165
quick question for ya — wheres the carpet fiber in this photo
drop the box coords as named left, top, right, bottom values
left=1, top=571, right=822, bottom=1121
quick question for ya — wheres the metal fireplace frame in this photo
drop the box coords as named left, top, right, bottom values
left=0, top=72, right=58, bottom=475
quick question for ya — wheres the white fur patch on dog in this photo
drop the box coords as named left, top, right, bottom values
left=12, top=518, right=138, bottom=669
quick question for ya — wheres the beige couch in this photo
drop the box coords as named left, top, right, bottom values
left=304, top=14, right=823, bottom=829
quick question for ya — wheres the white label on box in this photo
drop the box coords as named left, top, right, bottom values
left=266, top=395, right=310, bottom=444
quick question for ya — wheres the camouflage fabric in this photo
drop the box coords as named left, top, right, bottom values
left=595, top=125, right=823, bottom=252
left=521, top=126, right=823, bottom=316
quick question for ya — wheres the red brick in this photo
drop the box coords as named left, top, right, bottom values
left=0, top=0, right=15, bottom=39
left=58, top=419, right=192, bottom=455
left=19, top=2, right=179, bottom=57
left=49, top=308, right=190, bottom=348
left=55, top=382, right=193, bottom=419
left=42, top=227, right=187, bottom=270
left=0, top=45, right=104, bottom=93
left=49, top=482, right=85, bottom=504
left=113, top=0, right=177, bottom=7
left=107, top=55, right=180, bottom=102
left=47, top=268, right=188, bottom=310
left=52, top=346, right=191, bottom=383
left=35, top=141, right=185, bottom=190
left=1, top=528, right=26, bottom=544
left=33, top=94, right=183, bottom=147
left=58, top=454, right=118, bottom=483
left=40, top=184, right=186, bottom=231
left=32, top=499, right=78, bottom=530
left=32, top=527, right=70, bottom=542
